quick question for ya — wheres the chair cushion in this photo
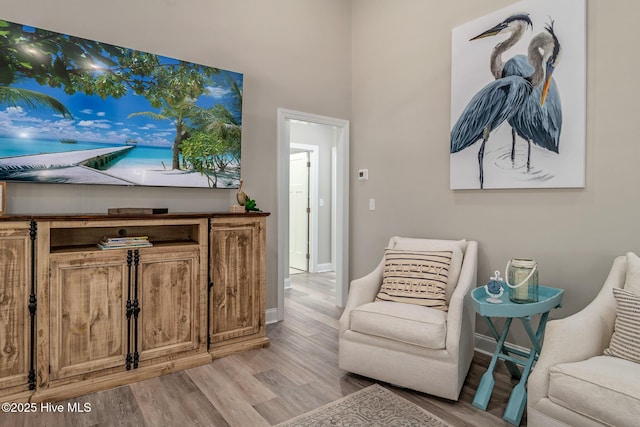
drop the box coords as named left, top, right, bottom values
left=349, top=301, right=447, bottom=349
left=548, top=355, right=640, bottom=426
left=625, top=252, right=640, bottom=294
left=387, top=237, right=466, bottom=304
left=604, top=288, right=640, bottom=363
left=375, top=249, right=451, bottom=311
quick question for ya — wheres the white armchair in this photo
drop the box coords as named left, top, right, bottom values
left=338, top=237, right=478, bottom=400
left=528, top=255, right=640, bottom=426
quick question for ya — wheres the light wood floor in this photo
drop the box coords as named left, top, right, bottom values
left=1, top=272, right=524, bottom=426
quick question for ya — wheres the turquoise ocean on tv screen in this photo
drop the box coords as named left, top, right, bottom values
left=0, top=136, right=173, bottom=167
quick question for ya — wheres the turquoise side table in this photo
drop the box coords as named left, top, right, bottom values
left=471, top=284, right=564, bottom=426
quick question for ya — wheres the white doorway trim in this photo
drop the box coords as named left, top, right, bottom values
left=290, top=143, right=319, bottom=273
left=277, top=108, right=349, bottom=321
left=331, top=146, right=337, bottom=273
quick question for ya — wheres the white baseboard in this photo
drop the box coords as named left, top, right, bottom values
left=316, top=263, right=334, bottom=273
left=266, top=308, right=279, bottom=325
left=474, top=332, right=529, bottom=356
left=284, top=277, right=292, bottom=290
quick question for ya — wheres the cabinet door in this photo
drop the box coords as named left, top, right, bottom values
left=138, top=248, right=200, bottom=362
left=0, top=224, right=31, bottom=393
left=49, top=252, right=128, bottom=381
left=210, top=218, right=265, bottom=344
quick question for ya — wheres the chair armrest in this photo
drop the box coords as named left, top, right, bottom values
left=445, top=241, right=478, bottom=352
left=528, top=256, right=626, bottom=405
left=338, top=258, right=384, bottom=338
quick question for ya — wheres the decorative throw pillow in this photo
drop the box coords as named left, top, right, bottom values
left=386, top=237, right=467, bottom=304
left=604, top=288, right=640, bottom=363
left=624, top=252, right=640, bottom=295
left=375, top=249, right=452, bottom=311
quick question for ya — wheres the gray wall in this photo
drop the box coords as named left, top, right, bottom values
left=351, top=0, right=640, bottom=344
left=0, top=0, right=352, bottom=309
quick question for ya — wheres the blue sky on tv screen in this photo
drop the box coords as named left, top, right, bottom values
left=0, top=24, right=243, bottom=149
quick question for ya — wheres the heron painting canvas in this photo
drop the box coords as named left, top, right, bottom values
left=0, top=18, right=243, bottom=188
left=450, top=0, right=586, bottom=190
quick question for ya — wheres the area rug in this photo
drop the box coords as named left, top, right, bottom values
left=276, top=384, right=451, bottom=426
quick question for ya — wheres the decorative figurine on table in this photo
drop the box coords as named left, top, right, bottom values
left=236, top=179, right=248, bottom=206
left=235, top=179, right=262, bottom=212
left=485, top=270, right=505, bottom=303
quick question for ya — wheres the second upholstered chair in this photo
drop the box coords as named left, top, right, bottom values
left=527, top=253, right=640, bottom=426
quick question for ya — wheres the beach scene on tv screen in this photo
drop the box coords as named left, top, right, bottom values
left=0, top=19, right=242, bottom=188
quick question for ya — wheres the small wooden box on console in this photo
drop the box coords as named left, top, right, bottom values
left=0, top=212, right=269, bottom=403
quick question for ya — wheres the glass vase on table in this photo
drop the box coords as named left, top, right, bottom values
left=506, top=258, right=538, bottom=303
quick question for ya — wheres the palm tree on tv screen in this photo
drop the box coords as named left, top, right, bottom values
left=124, top=53, right=219, bottom=170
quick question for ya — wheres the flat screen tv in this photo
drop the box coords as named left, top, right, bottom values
left=0, top=18, right=242, bottom=188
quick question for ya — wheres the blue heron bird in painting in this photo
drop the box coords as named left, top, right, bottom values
left=471, top=14, right=563, bottom=171
left=450, top=21, right=561, bottom=189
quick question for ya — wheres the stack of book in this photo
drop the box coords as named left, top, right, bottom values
left=97, top=236, right=153, bottom=250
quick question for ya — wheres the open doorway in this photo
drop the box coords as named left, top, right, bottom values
left=290, top=137, right=335, bottom=277
left=277, top=109, right=349, bottom=322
